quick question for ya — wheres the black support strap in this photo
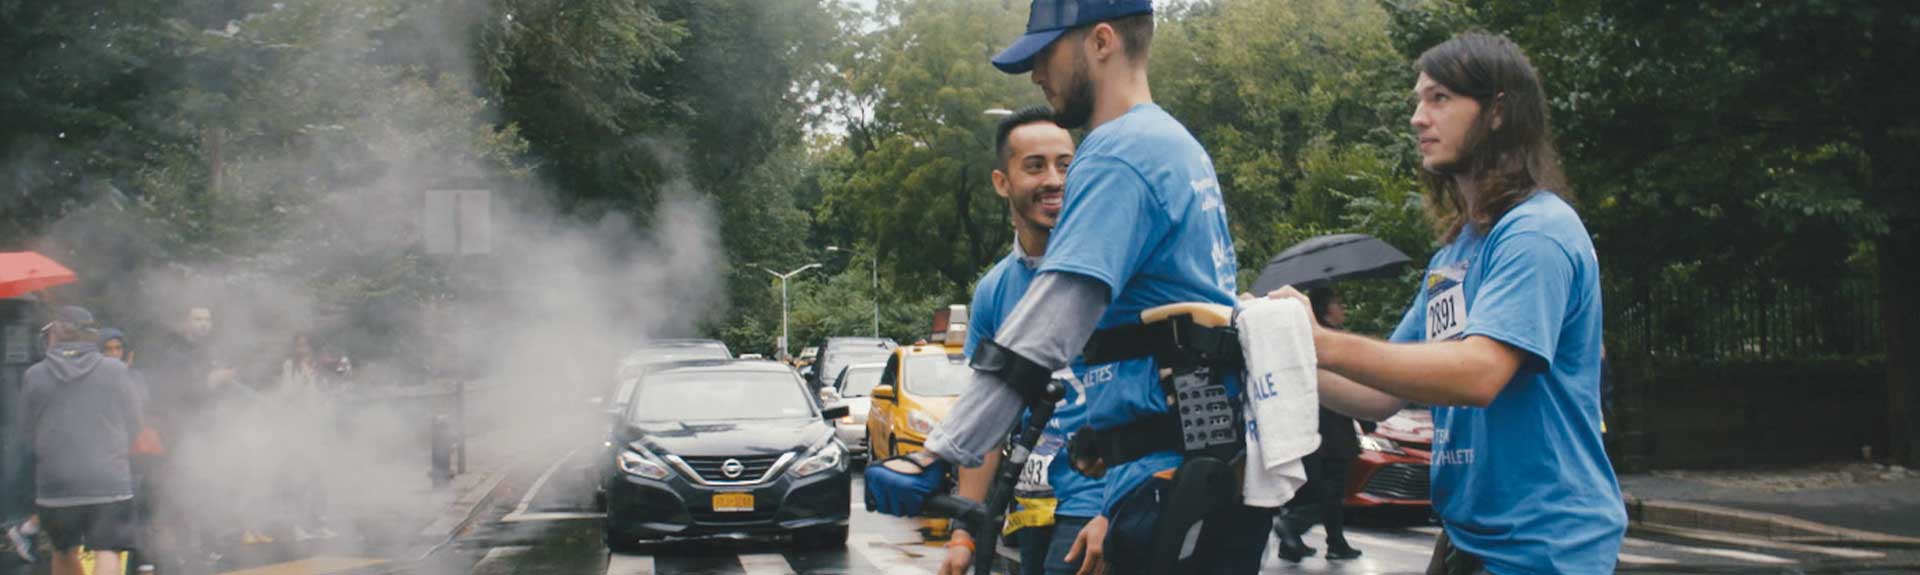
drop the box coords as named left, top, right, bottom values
left=1081, top=316, right=1244, bottom=370
left=1091, top=413, right=1184, bottom=467
left=969, top=339, right=1057, bottom=408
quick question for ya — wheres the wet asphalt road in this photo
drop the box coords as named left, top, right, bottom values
left=403, top=445, right=1913, bottom=575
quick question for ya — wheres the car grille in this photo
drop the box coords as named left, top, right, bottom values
left=1361, top=463, right=1430, bottom=500
left=679, top=454, right=786, bottom=483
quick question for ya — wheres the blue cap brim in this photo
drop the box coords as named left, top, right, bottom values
left=992, top=29, right=1067, bottom=74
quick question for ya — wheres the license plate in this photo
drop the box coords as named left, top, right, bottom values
left=712, top=492, right=755, bottom=512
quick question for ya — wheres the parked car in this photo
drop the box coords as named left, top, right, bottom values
left=1344, top=407, right=1434, bottom=509
left=819, top=362, right=887, bottom=462
left=804, top=337, right=897, bottom=394
left=864, top=342, right=970, bottom=461
left=602, top=359, right=852, bottom=550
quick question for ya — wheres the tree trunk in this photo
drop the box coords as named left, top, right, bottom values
left=952, top=163, right=982, bottom=292
left=1885, top=223, right=1919, bottom=465
left=1866, top=0, right=1919, bottom=465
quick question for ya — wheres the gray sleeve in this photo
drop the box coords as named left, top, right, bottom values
left=923, top=272, right=1109, bottom=467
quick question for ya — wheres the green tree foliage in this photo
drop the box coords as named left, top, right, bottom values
left=1382, top=0, right=1918, bottom=461
left=1151, top=0, right=1430, bottom=334
left=814, top=0, right=1037, bottom=298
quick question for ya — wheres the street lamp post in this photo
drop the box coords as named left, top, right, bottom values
left=827, top=246, right=880, bottom=337
left=761, top=263, right=822, bottom=360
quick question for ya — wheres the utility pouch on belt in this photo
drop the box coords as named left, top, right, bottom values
left=1080, top=303, right=1246, bottom=467
left=1082, top=303, right=1249, bottom=575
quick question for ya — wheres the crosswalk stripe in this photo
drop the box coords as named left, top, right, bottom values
left=606, top=553, right=656, bottom=575
left=1636, top=525, right=1885, bottom=560
left=501, top=511, right=607, bottom=523
left=1617, top=552, right=1678, bottom=565
left=216, top=556, right=388, bottom=575
left=1623, top=536, right=1794, bottom=564
left=739, top=553, right=799, bottom=574
left=1346, top=532, right=1443, bottom=556
left=850, top=533, right=934, bottom=575
left=471, top=546, right=533, bottom=575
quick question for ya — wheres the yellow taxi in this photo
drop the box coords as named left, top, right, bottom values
left=863, top=340, right=972, bottom=460
left=865, top=307, right=971, bottom=538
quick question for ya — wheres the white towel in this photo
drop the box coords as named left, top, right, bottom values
left=1235, top=297, right=1320, bottom=507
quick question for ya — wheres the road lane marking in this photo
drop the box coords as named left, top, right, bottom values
left=1616, top=552, right=1677, bottom=565
left=502, top=446, right=583, bottom=522
left=1623, top=536, right=1795, bottom=564
left=739, top=553, right=798, bottom=574
left=850, top=533, right=934, bottom=575
left=606, top=553, right=655, bottom=575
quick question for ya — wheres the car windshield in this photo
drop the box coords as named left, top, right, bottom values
left=836, top=366, right=885, bottom=397
left=820, top=344, right=893, bottom=384
left=629, top=371, right=814, bottom=422
left=903, top=354, right=969, bottom=397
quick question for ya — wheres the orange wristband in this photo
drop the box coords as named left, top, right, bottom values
left=946, top=538, right=976, bottom=553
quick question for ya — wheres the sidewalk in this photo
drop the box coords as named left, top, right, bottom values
left=1620, top=462, right=1920, bottom=547
left=207, top=420, right=514, bottom=574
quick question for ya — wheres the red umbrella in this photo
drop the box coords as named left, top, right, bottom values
left=0, top=251, right=78, bottom=299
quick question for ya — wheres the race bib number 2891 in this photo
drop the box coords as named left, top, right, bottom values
left=1424, top=264, right=1469, bottom=341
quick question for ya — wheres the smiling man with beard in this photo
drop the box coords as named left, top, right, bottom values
left=864, top=1, right=1267, bottom=573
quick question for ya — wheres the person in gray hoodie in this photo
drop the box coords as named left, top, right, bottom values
left=15, top=306, right=142, bottom=575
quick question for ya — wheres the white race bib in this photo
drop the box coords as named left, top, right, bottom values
left=1016, top=433, right=1065, bottom=495
left=1424, top=264, right=1470, bottom=341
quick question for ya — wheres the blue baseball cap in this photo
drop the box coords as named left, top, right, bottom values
left=992, top=0, right=1154, bottom=74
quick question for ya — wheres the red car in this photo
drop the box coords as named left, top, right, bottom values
left=1344, top=407, right=1433, bottom=508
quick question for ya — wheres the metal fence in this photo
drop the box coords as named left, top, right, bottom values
left=1605, top=276, right=1883, bottom=361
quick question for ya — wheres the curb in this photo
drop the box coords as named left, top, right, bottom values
left=405, top=468, right=513, bottom=560
left=1625, top=494, right=1920, bottom=548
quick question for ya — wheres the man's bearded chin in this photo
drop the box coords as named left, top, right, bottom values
left=1052, top=59, right=1096, bottom=130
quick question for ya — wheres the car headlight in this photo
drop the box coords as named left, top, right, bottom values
left=1359, top=435, right=1404, bottom=455
left=907, top=410, right=937, bottom=435
left=839, top=415, right=856, bottom=425
left=617, top=450, right=671, bottom=480
left=788, top=441, right=846, bottom=478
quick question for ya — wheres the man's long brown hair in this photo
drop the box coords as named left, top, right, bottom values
left=1416, top=33, right=1570, bottom=243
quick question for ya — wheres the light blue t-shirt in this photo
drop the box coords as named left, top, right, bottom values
left=965, top=244, right=1105, bottom=520
left=1388, top=192, right=1626, bottom=574
left=1038, top=104, right=1239, bottom=514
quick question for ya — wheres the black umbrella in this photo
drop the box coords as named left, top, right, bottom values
left=1250, top=233, right=1411, bottom=295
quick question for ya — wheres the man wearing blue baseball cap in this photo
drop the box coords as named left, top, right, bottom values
left=864, top=1, right=1272, bottom=573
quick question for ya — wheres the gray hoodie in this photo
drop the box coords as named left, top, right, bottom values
left=17, top=341, right=142, bottom=506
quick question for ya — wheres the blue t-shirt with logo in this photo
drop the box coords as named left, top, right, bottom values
left=1388, top=192, right=1626, bottom=574
left=965, top=246, right=1104, bottom=520
left=1038, top=103, right=1239, bottom=514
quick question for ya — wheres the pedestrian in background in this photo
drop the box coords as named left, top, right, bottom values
left=276, top=333, right=337, bottom=541
left=16, top=306, right=142, bottom=575
left=1273, top=287, right=1363, bottom=562
left=101, top=327, right=162, bottom=575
